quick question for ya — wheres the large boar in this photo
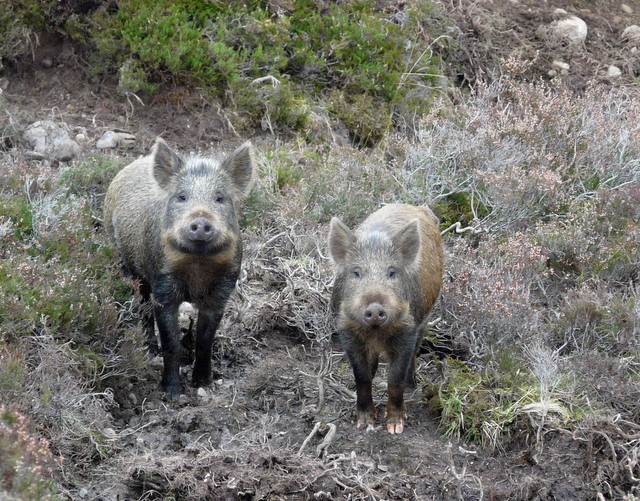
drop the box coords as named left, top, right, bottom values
left=104, top=138, right=255, bottom=397
left=328, top=204, right=443, bottom=434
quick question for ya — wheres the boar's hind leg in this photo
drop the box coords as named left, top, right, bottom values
left=405, top=334, right=423, bottom=390
left=154, top=303, right=182, bottom=398
left=386, top=332, right=417, bottom=434
left=140, top=282, right=159, bottom=356
left=191, top=310, right=223, bottom=388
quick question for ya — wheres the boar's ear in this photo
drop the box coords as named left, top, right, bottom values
left=393, top=219, right=421, bottom=266
left=328, top=217, right=356, bottom=267
left=151, top=137, right=183, bottom=189
left=220, top=141, right=255, bottom=201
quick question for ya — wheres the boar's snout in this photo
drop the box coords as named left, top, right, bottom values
left=364, top=302, right=387, bottom=326
left=186, top=216, right=215, bottom=242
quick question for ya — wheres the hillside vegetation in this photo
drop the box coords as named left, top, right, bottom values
left=1, top=1, right=639, bottom=500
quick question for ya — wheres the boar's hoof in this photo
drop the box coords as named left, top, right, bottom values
left=191, top=374, right=212, bottom=388
left=356, top=409, right=377, bottom=431
left=387, top=418, right=404, bottom=434
left=164, top=384, right=181, bottom=400
left=146, top=341, right=160, bottom=357
left=385, top=411, right=408, bottom=434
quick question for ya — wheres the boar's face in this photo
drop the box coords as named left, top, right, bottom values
left=152, top=138, right=255, bottom=257
left=329, top=217, right=420, bottom=335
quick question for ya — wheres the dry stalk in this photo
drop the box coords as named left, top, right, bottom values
left=445, top=443, right=484, bottom=501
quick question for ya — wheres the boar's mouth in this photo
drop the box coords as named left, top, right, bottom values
left=167, top=234, right=233, bottom=256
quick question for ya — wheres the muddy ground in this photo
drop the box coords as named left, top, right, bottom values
left=2, top=0, right=640, bottom=499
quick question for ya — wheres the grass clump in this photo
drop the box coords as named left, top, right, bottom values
left=435, top=356, right=537, bottom=446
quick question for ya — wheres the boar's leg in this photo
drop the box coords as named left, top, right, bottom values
left=191, top=309, right=223, bottom=388
left=405, top=334, right=423, bottom=390
left=154, top=302, right=182, bottom=398
left=385, top=330, right=417, bottom=434
left=139, top=281, right=159, bottom=356
left=341, top=333, right=377, bottom=430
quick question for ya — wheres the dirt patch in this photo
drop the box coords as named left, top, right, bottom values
left=439, top=0, right=640, bottom=88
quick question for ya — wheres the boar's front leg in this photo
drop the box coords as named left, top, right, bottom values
left=341, top=332, right=377, bottom=430
left=191, top=309, right=223, bottom=388
left=154, top=302, right=182, bottom=398
left=386, top=330, right=418, bottom=434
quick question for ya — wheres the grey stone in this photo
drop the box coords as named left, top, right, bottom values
left=550, top=15, right=588, bottom=45
left=95, top=130, right=136, bottom=149
left=622, top=25, right=640, bottom=42
left=22, top=120, right=80, bottom=162
left=607, top=65, right=622, bottom=78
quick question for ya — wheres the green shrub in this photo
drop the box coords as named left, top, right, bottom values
left=62, top=0, right=443, bottom=141
left=328, top=90, right=392, bottom=147
left=0, top=1, right=56, bottom=67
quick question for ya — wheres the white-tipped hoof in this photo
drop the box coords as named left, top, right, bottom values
left=387, top=421, right=404, bottom=434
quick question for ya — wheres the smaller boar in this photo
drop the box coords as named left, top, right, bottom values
left=328, top=204, right=443, bottom=434
left=104, top=138, right=255, bottom=398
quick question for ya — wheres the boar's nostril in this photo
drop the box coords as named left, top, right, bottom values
left=188, top=217, right=214, bottom=242
left=364, top=302, right=387, bottom=326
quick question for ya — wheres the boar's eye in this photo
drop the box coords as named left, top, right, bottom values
left=352, top=267, right=362, bottom=279
left=388, top=267, right=397, bottom=279
left=214, top=192, right=225, bottom=204
left=176, top=193, right=188, bottom=202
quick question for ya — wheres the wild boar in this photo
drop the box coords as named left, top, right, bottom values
left=328, top=203, right=443, bottom=433
left=104, top=138, right=255, bottom=397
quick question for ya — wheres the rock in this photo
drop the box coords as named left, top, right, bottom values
left=622, top=25, right=640, bottom=42
left=22, top=120, right=80, bottom=162
left=95, top=130, right=136, bottom=149
left=607, top=65, right=622, bottom=78
left=77, top=488, right=88, bottom=499
left=75, top=133, right=88, bottom=143
left=552, top=60, right=570, bottom=71
left=550, top=15, right=588, bottom=45
left=621, top=3, right=633, bottom=14
left=40, top=56, right=54, bottom=69
left=103, top=427, right=116, bottom=440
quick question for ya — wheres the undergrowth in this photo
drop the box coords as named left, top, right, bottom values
left=1, top=0, right=447, bottom=144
